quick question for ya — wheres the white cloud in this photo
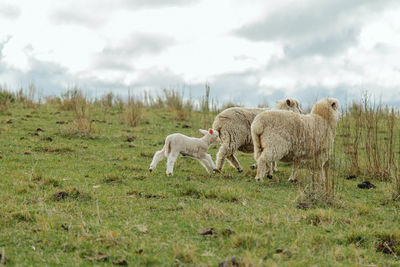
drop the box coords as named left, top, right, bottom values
left=0, top=0, right=399, bottom=107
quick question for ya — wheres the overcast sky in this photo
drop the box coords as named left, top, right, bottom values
left=0, top=0, right=399, bottom=107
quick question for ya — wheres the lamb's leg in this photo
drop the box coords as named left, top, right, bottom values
left=216, top=144, right=233, bottom=172
left=288, top=159, right=300, bottom=182
left=204, top=153, right=217, bottom=171
left=149, top=149, right=165, bottom=173
left=198, top=158, right=213, bottom=173
left=166, top=152, right=179, bottom=176
left=227, top=154, right=243, bottom=173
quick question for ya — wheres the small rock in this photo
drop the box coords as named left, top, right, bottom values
left=41, top=137, right=53, bottom=142
left=36, top=128, right=44, bottom=132
left=28, top=132, right=39, bottom=136
left=275, top=248, right=283, bottom=253
left=182, top=124, right=191, bottom=128
left=345, top=175, right=357, bottom=180
left=56, top=121, right=66, bottom=124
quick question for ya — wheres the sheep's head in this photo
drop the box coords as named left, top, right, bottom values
left=311, top=98, right=340, bottom=123
left=199, top=128, right=220, bottom=144
left=276, top=98, right=302, bottom=114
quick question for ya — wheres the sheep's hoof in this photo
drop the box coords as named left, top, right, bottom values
left=213, top=169, right=221, bottom=174
left=149, top=168, right=153, bottom=173
left=167, top=172, right=172, bottom=176
left=250, top=164, right=257, bottom=170
left=255, top=177, right=263, bottom=183
left=288, top=178, right=297, bottom=183
left=267, top=174, right=273, bottom=179
left=237, top=168, right=243, bottom=173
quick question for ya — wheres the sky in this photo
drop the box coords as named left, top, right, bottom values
left=0, top=0, right=400, bottom=107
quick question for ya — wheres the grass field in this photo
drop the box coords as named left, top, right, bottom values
left=1, top=94, right=400, bottom=266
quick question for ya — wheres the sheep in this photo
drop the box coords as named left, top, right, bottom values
left=149, top=128, right=219, bottom=176
left=251, top=97, right=339, bottom=183
left=212, top=98, right=302, bottom=173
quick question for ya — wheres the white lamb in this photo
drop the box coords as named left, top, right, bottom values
left=251, top=98, right=339, bottom=183
left=149, top=129, right=219, bottom=176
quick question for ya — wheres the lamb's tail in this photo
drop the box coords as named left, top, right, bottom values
left=163, top=138, right=172, bottom=156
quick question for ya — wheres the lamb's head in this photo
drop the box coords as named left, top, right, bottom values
left=311, top=98, right=339, bottom=124
left=276, top=98, right=302, bottom=114
left=199, top=128, right=220, bottom=144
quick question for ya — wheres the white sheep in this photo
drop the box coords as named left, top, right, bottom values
left=212, top=98, right=302, bottom=172
left=149, top=129, right=219, bottom=176
left=251, top=98, right=339, bottom=183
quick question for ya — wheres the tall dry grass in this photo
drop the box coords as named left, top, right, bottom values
left=120, top=95, right=143, bottom=127
left=60, top=88, right=94, bottom=137
left=162, top=88, right=193, bottom=120
left=0, top=86, right=15, bottom=111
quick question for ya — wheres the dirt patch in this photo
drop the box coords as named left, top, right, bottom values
left=40, top=136, right=53, bottom=142
left=218, top=256, right=240, bottom=267
left=126, top=190, right=165, bottom=199
left=358, top=181, right=376, bottom=189
left=125, top=136, right=136, bottom=142
left=34, top=147, right=74, bottom=153
left=52, top=188, right=91, bottom=201
left=376, top=234, right=400, bottom=256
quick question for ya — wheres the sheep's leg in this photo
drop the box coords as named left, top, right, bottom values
left=149, top=149, right=165, bottom=173
left=272, top=161, right=278, bottom=172
left=322, top=160, right=330, bottom=193
left=288, top=159, right=301, bottom=182
left=227, top=154, right=243, bottom=173
left=216, top=144, right=234, bottom=172
left=255, top=150, right=269, bottom=183
left=166, top=152, right=179, bottom=176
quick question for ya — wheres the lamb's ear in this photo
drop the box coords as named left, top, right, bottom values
left=286, top=99, right=293, bottom=107
left=199, top=129, right=208, bottom=135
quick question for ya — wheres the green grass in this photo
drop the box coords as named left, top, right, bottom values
left=1, top=103, right=400, bottom=266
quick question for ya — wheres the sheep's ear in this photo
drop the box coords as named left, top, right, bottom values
left=331, top=101, right=338, bottom=110
left=286, top=99, right=293, bottom=107
left=199, top=129, right=208, bottom=135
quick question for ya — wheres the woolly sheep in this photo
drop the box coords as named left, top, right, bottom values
left=212, top=98, right=302, bottom=172
left=251, top=97, right=339, bottom=183
left=149, top=129, right=219, bottom=176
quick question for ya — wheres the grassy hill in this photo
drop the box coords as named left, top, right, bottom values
left=0, top=90, right=399, bottom=266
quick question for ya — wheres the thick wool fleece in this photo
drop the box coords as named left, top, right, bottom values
left=251, top=98, right=339, bottom=182
left=212, top=98, right=302, bottom=172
